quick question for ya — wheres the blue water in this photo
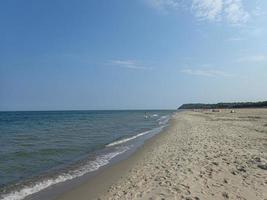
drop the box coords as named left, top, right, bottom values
left=0, top=110, right=173, bottom=200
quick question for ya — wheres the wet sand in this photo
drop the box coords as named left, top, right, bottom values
left=54, top=109, right=267, bottom=200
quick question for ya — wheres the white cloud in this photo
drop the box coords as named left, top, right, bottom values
left=192, top=0, right=223, bottom=21
left=225, top=36, right=245, bottom=41
left=145, top=0, right=250, bottom=25
left=108, top=60, right=152, bottom=70
left=145, top=0, right=185, bottom=12
left=251, top=5, right=266, bottom=17
left=224, top=0, right=249, bottom=25
left=237, top=55, right=267, bottom=63
left=192, top=0, right=250, bottom=24
left=181, top=68, right=232, bottom=77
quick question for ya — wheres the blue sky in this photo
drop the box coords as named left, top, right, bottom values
left=0, top=0, right=267, bottom=110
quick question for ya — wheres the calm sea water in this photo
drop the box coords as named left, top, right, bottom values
left=0, top=110, right=173, bottom=200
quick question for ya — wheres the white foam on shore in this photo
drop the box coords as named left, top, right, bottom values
left=107, top=115, right=170, bottom=147
left=106, top=123, right=168, bottom=148
left=157, top=115, right=170, bottom=125
left=106, top=130, right=151, bottom=147
left=1, top=147, right=129, bottom=200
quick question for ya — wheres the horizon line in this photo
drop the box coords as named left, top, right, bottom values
left=0, top=108, right=178, bottom=112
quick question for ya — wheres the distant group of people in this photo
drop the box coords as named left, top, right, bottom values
left=193, top=109, right=236, bottom=113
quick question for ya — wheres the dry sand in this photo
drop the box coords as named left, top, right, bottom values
left=55, top=109, right=267, bottom=200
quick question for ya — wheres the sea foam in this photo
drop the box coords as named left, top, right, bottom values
left=1, top=147, right=128, bottom=200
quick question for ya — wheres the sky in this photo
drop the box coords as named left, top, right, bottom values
left=0, top=0, right=267, bottom=111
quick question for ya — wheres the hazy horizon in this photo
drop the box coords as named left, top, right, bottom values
left=1, top=0, right=267, bottom=111
left=1, top=100, right=267, bottom=112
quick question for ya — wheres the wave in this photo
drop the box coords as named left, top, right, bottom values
left=157, top=115, right=170, bottom=125
left=106, top=123, right=168, bottom=148
left=106, top=114, right=170, bottom=147
left=0, top=146, right=129, bottom=200
left=106, top=130, right=151, bottom=147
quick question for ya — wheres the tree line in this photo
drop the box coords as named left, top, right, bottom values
left=178, top=101, right=267, bottom=109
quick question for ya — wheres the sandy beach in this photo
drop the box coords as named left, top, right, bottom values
left=54, top=109, right=267, bottom=200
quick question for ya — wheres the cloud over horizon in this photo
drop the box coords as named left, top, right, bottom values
left=181, top=68, right=233, bottom=77
left=108, top=60, right=152, bottom=70
left=237, top=55, right=267, bottom=63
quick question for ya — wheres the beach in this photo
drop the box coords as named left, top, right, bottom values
left=53, top=109, right=267, bottom=200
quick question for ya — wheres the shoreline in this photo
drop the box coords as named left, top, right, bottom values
left=51, top=109, right=267, bottom=200
left=50, top=116, right=176, bottom=200
left=0, top=111, right=174, bottom=200
left=20, top=114, right=175, bottom=200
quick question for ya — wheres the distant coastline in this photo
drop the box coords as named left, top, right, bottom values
left=178, top=100, right=267, bottom=109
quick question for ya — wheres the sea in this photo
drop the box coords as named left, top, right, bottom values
left=0, top=110, right=174, bottom=200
